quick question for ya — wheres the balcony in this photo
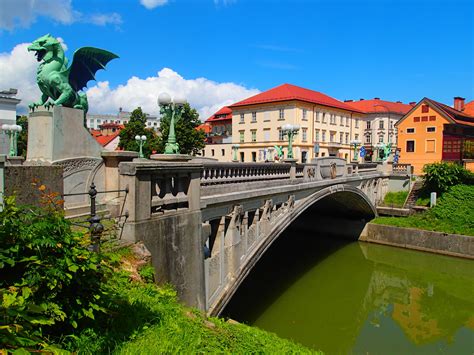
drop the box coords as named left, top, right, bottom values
left=326, top=141, right=343, bottom=148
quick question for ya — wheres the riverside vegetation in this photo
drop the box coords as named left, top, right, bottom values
left=0, top=187, right=315, bottom=354
left=374, top=162, right=474, bottom=236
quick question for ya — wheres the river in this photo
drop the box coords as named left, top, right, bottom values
left=222, top=228, right=474, bottom=354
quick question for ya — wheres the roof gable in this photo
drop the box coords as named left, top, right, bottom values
left=344, top=99, right=412, bottom=115
left=229, top=83, right=364, bottom=113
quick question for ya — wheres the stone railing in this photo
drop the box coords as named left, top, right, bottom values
left=201, top=162, right=291, bottom=186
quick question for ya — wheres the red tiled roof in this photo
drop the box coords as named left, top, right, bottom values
left=206, top=106, right=232, bottom=122
left=229, top=83, right=364, bottom=113
left=93, top=132, right=120, bottom=147
left=426, top=98, right=474, bottom=127
left=344, top=99, right=412, bottom=115
left=463, top=100, right=474, bottom=117
left=197, top=123, right=211, bottom=134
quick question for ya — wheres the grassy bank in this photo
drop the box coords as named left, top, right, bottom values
left=373, top=185, right=474, bottom=236
left=380, top=191, right=408, bottom=208
left=68, top=246, right=316, bottom=354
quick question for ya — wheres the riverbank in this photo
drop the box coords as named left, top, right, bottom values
left=359, top=223, right=474, bottom=259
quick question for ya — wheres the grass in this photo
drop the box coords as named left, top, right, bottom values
left=61, top=243, right=316, bottom=354
left=380, top=191, right=408, bottom=208
left=373, top=184, right=474, bottom=236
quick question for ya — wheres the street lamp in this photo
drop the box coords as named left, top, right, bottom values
left=281, top=123, right=300, bottom=159
left=135, top=134, right=147, bottom=158
left=375, top=142, right=384, bottom=161
left=1, top=124, right=22, bottom=157
left=158, top=92, right=186, bottom=154
left=350, top=139, right=361, bottom=162
left=232, top=144, right=240, bottom=162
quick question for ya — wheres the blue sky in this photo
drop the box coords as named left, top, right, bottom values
left=0, top=0, right=472, bottom=118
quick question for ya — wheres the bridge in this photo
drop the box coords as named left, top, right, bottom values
left=118, top=157, right=411, bottom=314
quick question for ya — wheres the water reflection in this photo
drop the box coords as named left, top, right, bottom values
left=223, top=231, right=474, bottom=354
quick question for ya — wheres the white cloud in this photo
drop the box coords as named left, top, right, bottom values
left=0, top=0, right=122, bottom=30
left=0, top=43, right=42, bottom=109
left=86, top=68, right=260, bottom=120
left=140, top=0, right=168, bottom=10
left=0, top=42, right=258, bottom=119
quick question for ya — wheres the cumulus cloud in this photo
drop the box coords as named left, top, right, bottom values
left=86, top=68, right=259, bottom=120
left=140, top=0, right=168, bottom=10
left=0, top=0, right=122, bottom=30
left=0, top=42, right=259, bottom=119
left=0, top=43, right=42, bottom=108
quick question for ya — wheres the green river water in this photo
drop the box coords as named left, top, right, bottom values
left=223, top=230, right=474, bottom=354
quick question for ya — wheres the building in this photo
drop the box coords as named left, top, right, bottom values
left=0, top=88, right=21, bottom=155
left=90, top=122, right=122, bottom=151
left=396, top=97, right=474, bottom=174
left=87, top=107, right=159, bottom=131
left=201, top=106, right=234, bottom=161
left=344, top=98, right=413, bottom=161
left=228, top=83, right=365, bottom=163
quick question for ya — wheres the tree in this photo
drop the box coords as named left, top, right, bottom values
left=156, top=103, right=206, bottom=155
left=118, top=107, right=157, bottom=157
left=16, top=115, right=28, bottom=158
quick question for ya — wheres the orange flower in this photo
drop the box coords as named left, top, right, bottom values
left=38, top=185, right=46, bottom=191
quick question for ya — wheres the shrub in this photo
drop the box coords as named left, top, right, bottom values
left=0, top=194, right=109, bottom=350
left=422, top=162, right=474, bottom=194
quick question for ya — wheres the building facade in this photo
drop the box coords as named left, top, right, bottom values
left=229, top=84, right=364, bottom=163
left=344, top=98, right=413, bottom=161
left=201, top=106, right=234, bottom=161
left=87, top=107, right=159, bottom=131
left=0, top=88, right=21, bottom=155
left=396, top=97, right=474, bottom=174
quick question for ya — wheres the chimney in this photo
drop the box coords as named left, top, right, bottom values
left=396, top=101, right=402, bottom=103
left=359, top=98, right=364, bottom=101
left=344, top=99, right=353, bottom=102
left=454, top=97, right=465, bottom=111
left=409, top=101, right=416, bottom=107
left=374, top=97, right=380, bottom=100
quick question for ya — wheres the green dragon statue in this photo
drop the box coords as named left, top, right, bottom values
left=27, top=34, right=118, bottom=115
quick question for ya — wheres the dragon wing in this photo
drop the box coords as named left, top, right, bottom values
left=67, top=47, right=119, bottom=92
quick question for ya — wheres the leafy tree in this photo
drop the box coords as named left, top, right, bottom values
left=156, top=103, right=205, bottom=155
left=118, top=107, right=157, bottom=157
left=16, top=115, right=28, bottom=158
left=422, top=162, right=474, bottom=194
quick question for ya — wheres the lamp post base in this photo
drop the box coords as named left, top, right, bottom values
left=164, top=142, right=179, bottom=155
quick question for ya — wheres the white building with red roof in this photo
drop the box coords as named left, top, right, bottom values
left=228, top=83, right=365, bottom=163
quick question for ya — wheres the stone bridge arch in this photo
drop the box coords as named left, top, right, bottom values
left=205, top=184, right=377, bottom=315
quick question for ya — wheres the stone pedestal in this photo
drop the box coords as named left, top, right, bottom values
left=150, top=154, right=193, bottom=162
left=26, top=106, right=105, bottom=216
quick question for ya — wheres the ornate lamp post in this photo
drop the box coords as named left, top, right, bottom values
left=232, top=144, right=240, bottom=162
left=158, top=92, right=186, bottom=155
left=350, top=139, right=361, bottom=162
left=281, top=124, right=300, bottom=159
left=1, top=124, right=22, bottom=157
left=375, top=142, right=384, bottom=161
left=135, top=134, right=147, bottom=158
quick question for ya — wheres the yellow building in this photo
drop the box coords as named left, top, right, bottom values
left=228, top=83, right=364, bottom=163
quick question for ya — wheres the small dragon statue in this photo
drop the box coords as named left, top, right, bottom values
left=27, top=34, right=118, bottom=116
left=274, top=145, right=284, bottom=161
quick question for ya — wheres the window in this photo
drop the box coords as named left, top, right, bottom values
left=239, top=131, right=244, bottom=143
left=322, top=130, right=327, bottom=142
left=302, top=109, right=307, bottom=120
left=279, top=109, right=285, bottom=120
left=427, top=127, right=436, bottom=132
left=365, top=134, right=371, bottom=144
left=240, top=113, right=245, bottom=123
left=330, top=114, right=336, bottom=125
left=355, top=134, right=359, bottom=141
left=211, top=149, right=215, bottom=156
left=251, top=112, right=257, bottom=122
left=429, top=116, right=436, bottom=121
left=366, top=121, right=371, bottom=129
left=202, top=150, right=205, bottom=157
left=379, top=121, right=384, bottom=129
left=414, top=116, right=420, bottom=122
left=240, top=152, right=244, bottom=162
left=407, top=128, right=415, bottom=133
left=264, top=129, right=270, bottom=142
left=89, top=119, right=93, bottom=127
left=355, top=119, right=359, bottom=128
left=390, top=120, right=394, bottom=129
left=330, top=132, right=335, bottom=143
left=426, top=139, right=435, bottom=153
left=264, top=112, right=270, bottom=121
left=422, top=104, right=429, bottom=113
left=406, top=140, right=415, bottom=152
left=379, top=136, right=383, bottom=143
left=340, top=116, right=344, bottom=126
left=251, top=152, right=257, bottom=162
left=339, top=132, right=343, bottom=143
left=346, top=117, right=350, bottom=127
left=315, top=129, right=320, bottom=142
left=251, top=130, right=257, bottom=142
left=421, top=116, right=428, bottom=122
left=315, top=111, right=320, bottom=122
left=345, top=133, right=349, bottom=144
left=302, top=128, right=308, bottom=142
left=221, top=149, right=225, bottom=156
left=322, top=113, right=327, bottom=123
left=278, top=129, right=285, bottom=141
